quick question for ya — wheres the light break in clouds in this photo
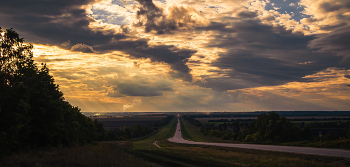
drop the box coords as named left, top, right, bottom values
left=1, top=0, right=350, bottom=112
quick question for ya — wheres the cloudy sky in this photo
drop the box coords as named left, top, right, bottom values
left=1, top=0, right=350, bottom=112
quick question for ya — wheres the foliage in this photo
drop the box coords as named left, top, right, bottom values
left=153, top=115, right=175, bottom=127
left=182, top=115, right=202, bottom=127
left=107, top=124, right=154, bottom=141
left=102, top=115, right=175, bottom=141
left=133, top=116, right=177, bottom=150
left=0, top=28, right=107, bottom=157
left=1, top=142, right=152, bottom=167
left=180, top=118, right=192, bottom=140
left=129, top=142, right=348, bottom=167
left=247, top=112, right=304, bottom=142
left=193, top=112, right=350, bottom=147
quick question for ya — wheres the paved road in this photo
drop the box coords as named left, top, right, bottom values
left=168, top=117, right=350, bottom=158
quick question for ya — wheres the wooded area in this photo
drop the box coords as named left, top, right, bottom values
left=184, top=112, right=350, bottom=148
left=0, top=28, right=113, bottom=157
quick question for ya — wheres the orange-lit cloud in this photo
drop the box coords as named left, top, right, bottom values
left=1, top=0, right=349, bottom=112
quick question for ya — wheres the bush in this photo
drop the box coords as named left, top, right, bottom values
left=222, top=134, right=230, bottom=140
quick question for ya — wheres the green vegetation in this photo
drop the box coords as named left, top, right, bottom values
left=245, top=112, right=304, bottom=142
left=180, top=119, right=191, bottom=140
left=128, top=123, right=349, bottom=167
left=0, top=28, right=108, bottom=157
left=128, top=115, right=348, bottom=166
left=185, top=112, right=350, bottom=149
left=281, top=138, right=350, bottom=148
left=292, top=120, right=350, bottom=123
left=106, top=115, right=175, bottom=141
left=180, top=118, right=210, bottom=142
left=181, top=118, right=240, bottom=143
left=0, top=28, right=176, bottom=159
left=132, top=116, right=177, bottom=150
left=203, top=122, right=231, bottom=126
left=137, top=145, right=349, bottom=167
left=106, top=124, right=154, bottom=141
left=1, top=142, right=152, bottom=167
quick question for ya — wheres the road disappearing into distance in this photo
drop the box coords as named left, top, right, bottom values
left=168, top=117, right=350, bottom=158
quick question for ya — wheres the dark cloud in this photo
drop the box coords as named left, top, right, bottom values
left=237, top=11, right=257, bottom=18
left=195, top=77, right=255, bottom=91
left=345, top=75, right=350, bottom=79
left=308, top=25, right=350, bottom=68
left=0, top=0, right=195, bottom=81
left=34, top=55, right=82, bottom=63
left=95, top=40, right=196, bottom=81
left=319, top=22, right=347, bottom=31
left=134, top=0, right=202, bottom=34
left=0, top=0, right=98, bottom=15
left=195, top=19, right=343, bottom=91
left=108, top=78, right=173, bottom=97
left=319, top=1, right=350, bottom=12
left=320, top=2, right=342, bottom=12
left=116, top=83, right=171, bottom=96
left=34, top=58, right=81, bottom=63
left=0, top=0, right=126, bottom=48
left=262, top=15, right=275, bottom=21
left=71, top=43, right=94, bottom=53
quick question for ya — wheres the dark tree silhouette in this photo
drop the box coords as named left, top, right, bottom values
left=0, top=28, right=107, bottom=156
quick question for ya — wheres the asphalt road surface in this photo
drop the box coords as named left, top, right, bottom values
left=168, top=117, right=350, bottom=158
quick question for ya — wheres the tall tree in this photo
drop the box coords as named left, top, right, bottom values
left=0, top=28, right=34, bottom=153
left=0, top=27, right=107, bottom=156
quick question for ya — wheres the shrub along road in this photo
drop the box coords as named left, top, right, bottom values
left=169, top=117, right=350, bottom=158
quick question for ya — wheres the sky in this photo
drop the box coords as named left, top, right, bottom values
left=1, top=0, right=350, bottom=112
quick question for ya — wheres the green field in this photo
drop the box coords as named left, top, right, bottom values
left=180, top=118, right=209, bottom=142
left=128, top=117, right=349, bottom=167
left=203, top=120, right=349, bottom=127
left=292, top=120, right=350, bottom=123
left=132, top=116, right=177, bottom=150
left=180, top=118, right=242, bottom=143
left=203, top=122, right=232, bottom=126
left=1, top=142, right=152, bottom=167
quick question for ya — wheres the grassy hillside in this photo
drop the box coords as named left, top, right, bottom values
left=1, top=142, right=152, bottom=167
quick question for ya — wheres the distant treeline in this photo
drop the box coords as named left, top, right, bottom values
left=184, top=112, right=350, bottom=148
left=207, top=117, right=350, bottom=122
left=187, top=111, right=350, bottom=118
left=208, top=119, right=255, bottom=122
left=103, top=115, right=175, bottom=140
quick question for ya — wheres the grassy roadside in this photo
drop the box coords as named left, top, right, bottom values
left=180, top=118, right=240, bottom=143
left=0, top=142, right=152, bottom=167
left=180, top=118, right=207, bottom=142
left=186, top=119, right=350, bottom=149
left=132, top=116, right=177, bottom=150
left=128, top=117, right=350, bottom=167
left=131, top=140, right=350, bottom=167
left=281, top=138, right=350, bottom=149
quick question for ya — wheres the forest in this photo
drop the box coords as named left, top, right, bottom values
left=184, top=112, right=350, bottom=147
left=0, top=28, right=172, bottom=158
left=0, top=28, right=112, bottom=157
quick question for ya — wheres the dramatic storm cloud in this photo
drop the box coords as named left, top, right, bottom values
left=195, top=19, right=343, bottom=91
left=1, top=0, right=350, bottom=112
